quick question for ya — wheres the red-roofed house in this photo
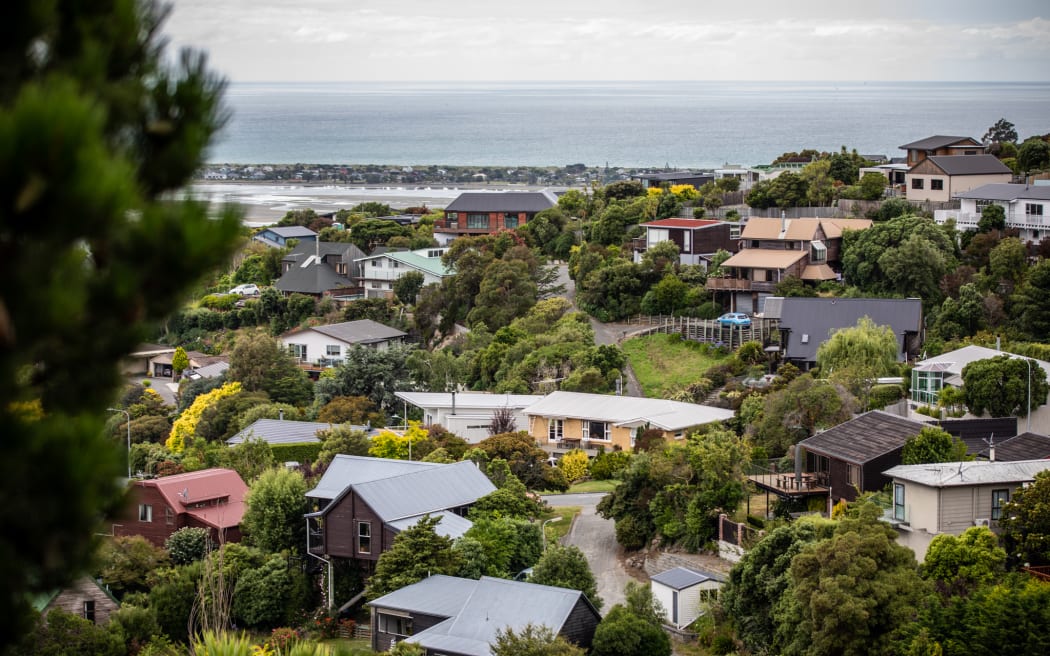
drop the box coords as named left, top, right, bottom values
left=633, top=218, right=740, bottom=266
left=112, top=468, right=249, bottom=546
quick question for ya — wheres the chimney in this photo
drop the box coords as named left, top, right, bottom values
left=781, top=210, right=786, bottom=233
left=279, top=409, right=284, bottom=421
left=451, top=391, right=456, bottom=416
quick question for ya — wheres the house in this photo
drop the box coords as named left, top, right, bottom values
left=650, top=566, right=726, bottom=630
left=146, top=350, right=227, bottom=379
left=632, top=218, right=740, bottom=266
left=253, top=226, right=317, bottom=249
left=910, top=345, right=1050, bottom=435
left=281, top=319, right=407, bottom=369
left=32, top=577, right=120, bottom=626
left=355, top=247, right=452, bottom=299
left=112, top=468, right=248, bottom=546
left=274, top=240, right=369, bottom=299
left=631, top=171, right=714, bottom=189
left=184, top=359, right=230, bottom=381
left=368, top=575, right=601, bottom=655
left=122, top=343, right=175, bottom=375
left=883, top=459, right=1050, bottom=560
left=523, top=390, right=735, bottom=457
left=705, top=217, right=872, bottom=314
left=228, top=417, right=380, bottom=447
left=770, top=297, right=923, bottom=370
left=899, top=135, right=983, bottom=167
left=978, top=432, right=1050, bottom=462
left=394, top=391, right=545, bottom=443
left=435, top=191, right=557, bottom=242
left=797, top=411, right=927, bottom=503
left=305, top=457, right=496, bottom=579
left=904, top=155, right=1012, bottom=203
left=933, top=183, right=1050, bottom=243
left=858, top=162, right=910, bottom=189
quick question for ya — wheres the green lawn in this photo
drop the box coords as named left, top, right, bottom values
left=540, top=505, right=580, bottom=544
left=566, top=479, right=618, bottom=494
left=622, top=333, right=731, bottom=398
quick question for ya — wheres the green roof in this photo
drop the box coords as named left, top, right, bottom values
left=385, top=251, right=451, bottom=277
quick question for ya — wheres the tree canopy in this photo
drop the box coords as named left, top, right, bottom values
left=529, top=544, right=602, bottom=611
left=901, top=426, right=971, bottom=465
left=961, top=355, right=1049, bottom=419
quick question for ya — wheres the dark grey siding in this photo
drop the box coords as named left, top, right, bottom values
left=558, top=598, right=601, bottom=649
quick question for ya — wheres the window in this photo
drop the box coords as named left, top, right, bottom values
left=931, top=179, right=944, bottom=191
left=548, top=419, right=564, bottom=441
left=992, top=489, right=1010, bottom=520
left=358, top=521, right=371, bottom=554
left=326, top=345, right=341, bottom=357
left=83, top=600, right=95, bottom=623
left=288, top=344, right=307, bottom=361
left=371, top=259, right=380, bottom=267
left=750, top=240, right=761, bottom=248
left=729, top=225, right=741, bottom=240
left=446, top=212, right=458, bottom=221
left=810, top=240, right=827, bottom=263
left=391, top=261, right=400, bottom=268
left=847, top=463, right=861, bottom=488
left=138, top=504, right=153, bottom=522
left=912, top=178, right=924, bottom=190
left=377, top=613, right=412, bottom=636
left=893, top=483, right=906, bottom=522
left=165, top=506, right=174, bottom=526
left=583, top=421, right=610, bottom=441
left=964, top=150, right=978, bottom=155
left=336, top=262, right=347, bottom=275
left=1026, top=203, right=1044, bottom=216
left=467, top=213, right=489, bottom=229
left=504, top=214, right=519, bottom=229
left=976, top=199, right=993, bottom=214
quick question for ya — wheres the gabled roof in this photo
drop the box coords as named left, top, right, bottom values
left=922, top=155, right=1012, bottom=176
left=359, top=249, right=451, bottom=278
left=720, top=248, right=807, bottom=269
left=640, top=218, right=722, bottom=230
left=284, top=319, right=407, bottom=346
left=523, top=391, right=734, bottom=431
left=370, top=576, right=598, bottom=656
left=884, top=459, right=1050, bottom=487
left=228, top=418, right=332, bottom=445
left=899, top=135, right=980, bottom=151
left=955, top=183, right=1050, bottom=202
left=139, top=468, right=248, bottom=529
left=651, top=566, right=726, bottom=590
left=395, top=391, right=544, bottom=411
left=261, top=226, right=317, bottom=238
left=274, top=260, right=354, bottom=295
left=800, top=411, right=926, bottom=465
left=307, top=455, right=441, bottom=500
left=351, top=460, right=496, bottom=522
left=980, top=432, right=1050, bottom=462
left=387, top=511, right=474, bottom=540
left=779, top=297, right=922, bottom=363
left=741, top=217, right=872, bottom=241
left=445, top=191, right=557, bottom=213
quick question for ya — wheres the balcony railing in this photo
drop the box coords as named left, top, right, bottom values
left=706, top=277, right=777, bottom=293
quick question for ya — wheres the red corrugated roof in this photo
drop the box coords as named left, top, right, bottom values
left=186, top=501, right=247, bottom=530
left=141, top=468, right=248, bottom=514
left=640, top=218, right=721, bottom=229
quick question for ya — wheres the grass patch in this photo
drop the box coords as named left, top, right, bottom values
left=566, top=479, right=619, bottom=494
left=320, top=637, right=374, bottom=655
left=622, top=333, right=731, bottom=398
left=539, top=506, right=580, bottom=543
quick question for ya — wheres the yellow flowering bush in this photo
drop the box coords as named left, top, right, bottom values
left=368, top=420, right=430, bottom=460
left=166, top=381, right=241, bottom=452
left=558, top=449, right=590, bottom=483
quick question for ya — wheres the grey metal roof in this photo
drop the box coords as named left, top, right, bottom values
left=227, top=418, right=332, bottom=445
left=800, top=410, right=926, bottom=464
left=395, top=391, right=544, bottom=411
left=899, top=135, right=978, bottom=151
left=445, top=191, right=557, bottom=213
left=979, top=432, right=1050, bottom=462
left=924, top=154, right=1011, bottom=176
left=352, top=460, right=496, bottom=522
left=913, top=345, right=1050, bottom=379
left=651, top=566, right=726, bottom=590
left=370, top=576, right=594, bottom=656
left=633, top=171, right=713, bottom=182
left=191, top=361, right=229, bottom=379
left=884, top=459, right=1050, bottom=487
left=295, top=319, right=407, bottom=345
left=955, top=183, right=1050, bottom=202
left=387, top=511, right=474, bottom=540
left=779, top=297, right=922, bottom=364
left=264, top=226, right=318, bottom=238
left=274, top=261, right=354, bottom=295
left=306, top=455, right=441, bottom=499
left=523, top=391, right=734, bottom=431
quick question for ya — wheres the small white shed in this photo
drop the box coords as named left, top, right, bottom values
left=650, top=566, right=725, bottom=629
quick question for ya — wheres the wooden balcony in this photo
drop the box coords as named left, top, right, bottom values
left=706, top=277, right=777, bottom=293
left=748, top=471, right=829, bottom=497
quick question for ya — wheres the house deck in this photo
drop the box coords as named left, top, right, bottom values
left=748, top=472, right=829, bottom=497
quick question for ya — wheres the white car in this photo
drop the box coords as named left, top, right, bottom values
left=229, top=283, right=260, bottom=296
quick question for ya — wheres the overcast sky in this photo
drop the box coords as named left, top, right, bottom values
left=165, top=0, right=1050, bottom=82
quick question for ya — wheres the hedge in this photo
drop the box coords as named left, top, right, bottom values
left=270, top=442, right=322, bottom=464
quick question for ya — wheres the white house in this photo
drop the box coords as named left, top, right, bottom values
left=394, top=391, right=545, bottom=443
left=883, top=459, right=1050, bottom=561
left=910, top=345, right=1050, bottom=435
left=281, top=319, right=407, bottom=368
left=934, top=183, right=1050, bottom=243
left=650, top=566, right=726, bottom=630
left=355, top=247, right=452, bottom=299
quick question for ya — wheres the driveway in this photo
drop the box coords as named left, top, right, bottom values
left=542, top=493, right=638, bottom=613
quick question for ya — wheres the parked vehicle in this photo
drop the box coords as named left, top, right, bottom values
left=229, top=283, right=260, bottom=296
left=717, top=312, right=751, bottom=327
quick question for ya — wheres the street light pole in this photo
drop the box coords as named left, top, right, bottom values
left=541, top=517, right=562, bottom=552
left=1025, top=358, right=1033, bottom=433
left=108, top=407, right=132, bottom=479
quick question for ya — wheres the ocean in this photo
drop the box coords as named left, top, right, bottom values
left=210, top=81, right=1050, bottom=169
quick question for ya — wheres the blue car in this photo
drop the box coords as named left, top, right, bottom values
left=717, top=312, right=751, bottom=327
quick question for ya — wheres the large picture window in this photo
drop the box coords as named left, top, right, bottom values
left=378, top=613, right=412, bottom=636
left=467, top=213, right=489, bottom=229
left=583, top=420, right=610, bottom=441
left=1026, top=203, right=1044, bottom=216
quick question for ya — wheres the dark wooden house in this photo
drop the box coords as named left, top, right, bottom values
left=799, top=411, right=926, bottom=503
left=633, top=218, right=740, bottom=266
left=368, top=575, right=601, bottom=655
left=112, top=468, right=248, bottom=546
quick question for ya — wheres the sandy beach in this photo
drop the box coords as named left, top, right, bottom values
left=189, top=181, right=572, bottom=225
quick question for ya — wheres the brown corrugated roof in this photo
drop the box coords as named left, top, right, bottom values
left=741, top=218, right=788, bottom=239
left=801, top=264, right=837, bottom=280
left=722, top=249, right=807, bottom=268
left=820, top=218, right=873, bottom=238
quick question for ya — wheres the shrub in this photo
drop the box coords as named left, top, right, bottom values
left=165, top=526, right=211, bottom=565
left=558, top=450, right=590, bottom=483
left=269, top=442, right=322, bottom=465
left=200, top=293, right=238, bottom=311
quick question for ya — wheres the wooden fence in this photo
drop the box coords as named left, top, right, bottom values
left=718, top=513, right=763, bottom=548
left=624, top=315, right=779, bottom=349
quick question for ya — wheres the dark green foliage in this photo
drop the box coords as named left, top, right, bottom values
left=10, top=608, right=124, bottom=656
left=774, top=275, right=817, bottom=297
left=921, top=527, right=1005, bottom=596
left=977, top=204, right=1006, bottom=233
left=1018, top=137, right=1050, bottom=172
left=164, top=527, right=211, bottom=566
left=983, top=118, right=1018, bottom=144
left=870, top=197, right=915, bottom=222
left=530, top=545, right=602, bottom=611
left=492, top=623, right=585, bottom=656
left=314, top=345, right=415, bottom=412
left=393, top=270, right=425, bottom=305
left=999, top=470, right=1050, bottom=566
left=591, top=605, right=670, bottom=656
left=107, top=604, right=162, bottom=655
left=149, top=564, right=201, bottom=643
left=867, top=383, right=904, bottom=410
left=1013, top=259, right=1050, bottom=341
left=589, top=449, right=632, bottom=480
left=316, top=426, right=372, bottom=465
left=227, top=331, right=312, bottom=406
left=0, top=1, right=242, bottom=643
left=96, top=536, right=171, bottom=600
left=195, top=390, right=270, bottom=442
left=901, top=426, right=971, bottom=465
left=269, top=441, right=322, bottom=465
left=602, top=180, right=646, bottom=201
left=462, top=517, right=542, bottom=578
left=476, top=432, right=566, bottom=491
left=232, top=553, right=296, bottom=628
left=368, top=516, right=460, bottom=599
left=747, top=374, right=855, bottom=456
left=961, top=355, right=1049, bottom=418
left=241, top=467, right=308, bottom=555
left=348, top=218, right=411, bottom=253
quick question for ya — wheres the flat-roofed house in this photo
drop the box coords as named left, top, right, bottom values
left=253, top=226, right=317, bottom=248
left=905, top=155, right=1012, bottom=203
left=395, top=391, right=544, bottom=443
left=436, top=191, right=557, bottom=242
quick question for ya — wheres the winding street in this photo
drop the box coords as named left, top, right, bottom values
left=541, top=493, right=636, bottom=614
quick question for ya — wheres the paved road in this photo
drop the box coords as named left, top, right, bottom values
left=542, top=493, right=635, bottom=613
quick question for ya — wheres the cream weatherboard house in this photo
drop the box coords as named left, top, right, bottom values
left=884, top=459, right=1050, bottom=561
left=933, top=182, right=1050, bottom=243
left=904, top=154, right=1012, bottom=203
left=281, top=319, right=407, bottom=370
